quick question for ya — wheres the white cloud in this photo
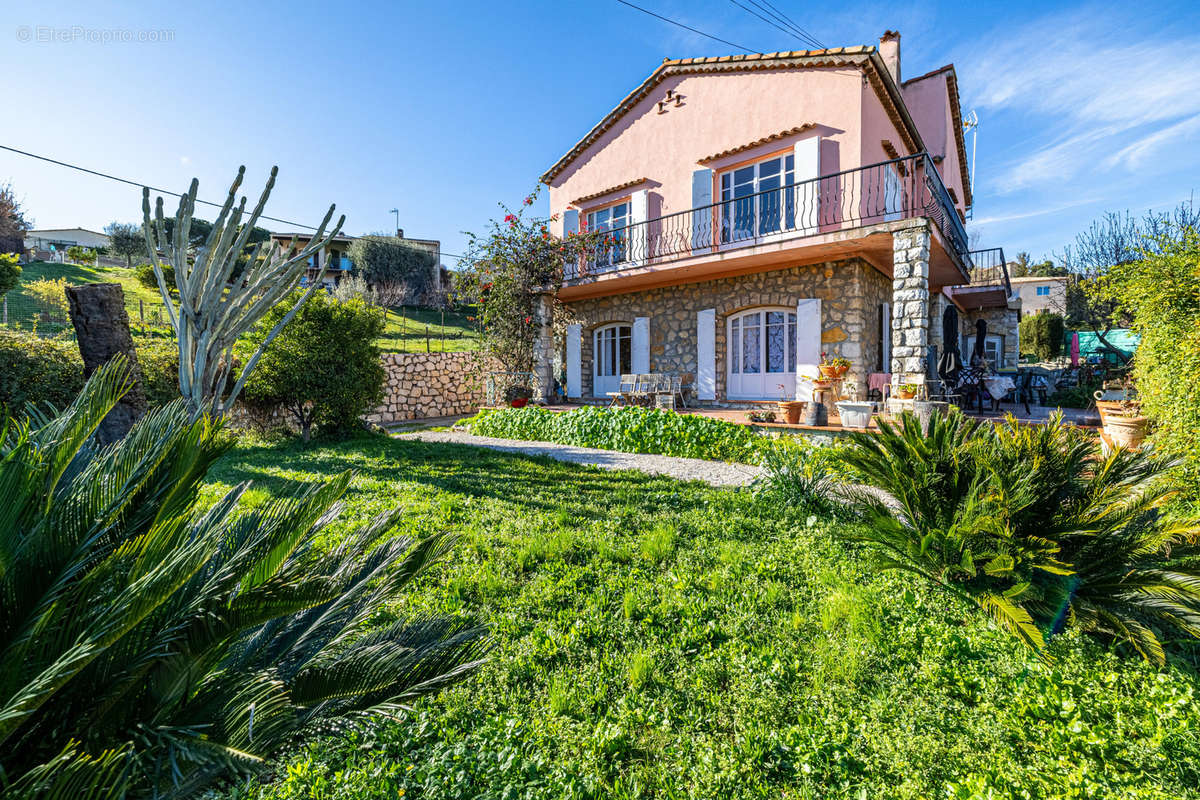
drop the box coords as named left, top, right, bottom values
left=955, top=7, right=1200, bottom=193
left=179, top=155, right=191, bottom=166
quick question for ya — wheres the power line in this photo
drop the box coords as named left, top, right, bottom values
left=754, top=0, right=825, bottom=48
left=727, top=0, right=817, bottom=49
left=613, top=0, right=752, bottom=52
left=743, top=0, right=824, bottom=49
left=0, top=142, right=470, bottom=261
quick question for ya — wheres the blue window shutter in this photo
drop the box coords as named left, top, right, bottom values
left=691, top=168, right=713, bottom=251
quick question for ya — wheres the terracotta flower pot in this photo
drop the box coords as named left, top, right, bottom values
left=777, top=400, right=803, bottom=425
left=1103, top=415, right=1148, bottom=450
left=897, top=389, right=916, bottom=400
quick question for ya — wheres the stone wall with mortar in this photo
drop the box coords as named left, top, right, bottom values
left=563, top=258, right=892, bottom=400
left=366, top=352, right=493, bottom=424
left=963, top=306, right=1020, bottom=369
left=890, top=222, right=931, bottom=385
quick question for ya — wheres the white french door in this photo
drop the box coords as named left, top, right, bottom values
left=593, top=324, right=632, bottom=397
left=727, top=308, right=797, bottom=399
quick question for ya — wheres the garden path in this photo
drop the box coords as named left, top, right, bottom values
left=396, top=431, right=764, bottom=487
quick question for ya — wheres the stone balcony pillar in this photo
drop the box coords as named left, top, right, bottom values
left=891, top=221, right=931, bottom=391
left=532, top=289, right=555, bottom=403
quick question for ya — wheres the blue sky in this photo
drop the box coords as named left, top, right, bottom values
left=3, top=0, right=1198, bottom=266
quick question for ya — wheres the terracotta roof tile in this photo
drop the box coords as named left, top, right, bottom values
left=698, top=125, right=817, bottom=163
left=570, top=178, right=650, bottom=207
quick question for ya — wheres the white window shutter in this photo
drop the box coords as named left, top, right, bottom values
left=794, top=298, right=821, bottom=402
left=696, top=308, right=716, bottom=400
left=566, top=324, right=582, bottom=398
left=629, top=189, right=648, bottom=266
left=632, top=316, right=650, bottom=373
left=562, top=208, right=579, bottom=237
left=691, top=168, right=713, bottom=252
left=882, top=301, right=892, bottom=373
left=793, top=137, right=821, bottom=233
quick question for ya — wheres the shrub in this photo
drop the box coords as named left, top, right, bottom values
left=347, top=235, right=437, bottom=305
left=134, top=261, right=175, bottom=291
left=841, top=410, right=1200, bottom=662
left=753, top=437, right=856, bottom=519
left=24, top=276, right=71, bottom=321
left=134, top=337, right=181, bottom=407
left=463, top=405, right=767, bottom=463
left=242, top=292, right=387, bottom=441
left=0, top=360, right=487, bottom=797
left=1110, top=222, right=1200, bottom=503
left=65, top=244, right=96, bottom=265
left=1019, top=312, right=1065, bottom=361
left=0, top=329, right=85, bottom=414
left=0, top=252, right=20, bottom=296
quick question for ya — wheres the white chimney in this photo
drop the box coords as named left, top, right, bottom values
left=879, top=30, right=901, bottom=83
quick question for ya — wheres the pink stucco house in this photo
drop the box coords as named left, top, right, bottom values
left=540, top=31, right=1019, bottom=404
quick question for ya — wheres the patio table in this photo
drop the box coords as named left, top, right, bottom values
left=983, top=376, right=1016, bottom=401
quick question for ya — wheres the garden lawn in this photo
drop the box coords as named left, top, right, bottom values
left=4, top=260, right=172, bottom=337
left=210, top=434, right=1200, bottom=800
left=377, top=306, right=480, bottom=353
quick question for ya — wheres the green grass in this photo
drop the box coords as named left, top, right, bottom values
left=207, top=434, right=1200, bottom=799
left=2, top=260, right=172, bottom=337
left=376, top=306, right=480, bottom=353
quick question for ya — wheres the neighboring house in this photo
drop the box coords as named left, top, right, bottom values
left=542, top=31, right=1019, bottom=403
left=268, top=232, right=357, bottom=289
left=1011, top=274, right=1068, bottom=316
left=269, top=230, right=446, bottom=298
left=25, top=228, right=112, bottom=259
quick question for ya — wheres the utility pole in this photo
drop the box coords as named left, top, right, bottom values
left=390, top=208, right=400, bottom=237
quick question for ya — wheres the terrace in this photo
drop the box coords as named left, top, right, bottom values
left=560, top=153, right=991, bottom=300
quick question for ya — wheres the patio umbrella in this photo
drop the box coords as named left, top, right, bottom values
left=971, top=319, right=988, bottom=367
left=936, top=304, right=962, bottom=383
left=1070, top=331, right=1080, bottom=366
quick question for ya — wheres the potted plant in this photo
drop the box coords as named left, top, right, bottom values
left=1102, top=398, right=1150, bottom=450
left=505, top=384, right=533, bottom=408
left=747, top=409, right=776, bottom=423
left=896, top=383, right=919, bottom=400
left=776, top=384, right=803, bottom=425
left=819, top=352, right=851, bottom=379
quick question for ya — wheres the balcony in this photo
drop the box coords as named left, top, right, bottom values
left=562, top=153, right=975, bottom=296
left=950, top=246, right=1015, bottom=311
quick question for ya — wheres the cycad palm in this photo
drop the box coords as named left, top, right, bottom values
left=840, top=410, right=1200, bottom=662
left=0, top=359, right=487, bottom=798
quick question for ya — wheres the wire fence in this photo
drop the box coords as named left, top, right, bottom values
left=1, top=290, right=481, bottom=354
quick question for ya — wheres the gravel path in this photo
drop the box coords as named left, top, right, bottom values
left=396, top=430, right=764, bottom=488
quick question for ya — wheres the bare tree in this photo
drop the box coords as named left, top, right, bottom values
left=141, top=166, right=344, bottom=416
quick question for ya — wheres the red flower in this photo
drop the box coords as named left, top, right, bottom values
left=524, top=315, right=532, bottom=324
left=504, top=213, right=517, bottom=225
left=524, top=195, right=534, bottom=206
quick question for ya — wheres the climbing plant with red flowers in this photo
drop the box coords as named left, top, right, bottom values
left=459, top=187, right=600, bottom=375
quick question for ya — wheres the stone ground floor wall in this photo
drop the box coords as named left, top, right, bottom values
left=563, top=258, right=893, bottom=400
left=962, top=306, right=1020, bottom=369
left=367, top=351, right=493, bottom=424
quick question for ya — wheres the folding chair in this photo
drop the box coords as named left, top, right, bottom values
left=608, top=374, right=638, bottom=407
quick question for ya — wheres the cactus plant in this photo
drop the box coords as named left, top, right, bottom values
left=141, top=166, right=345, bottom=415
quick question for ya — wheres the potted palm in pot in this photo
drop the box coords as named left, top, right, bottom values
left=818, top=353, right=851, bottom=380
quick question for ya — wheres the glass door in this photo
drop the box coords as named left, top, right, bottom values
left=593, top=324, right=632, bottom=397
left=727, top=309, right=797, bottom=399
left=720, top=156, right=795, bottom=244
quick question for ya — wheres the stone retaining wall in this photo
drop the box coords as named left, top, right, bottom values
left=366, top=351, right=492, bottom=424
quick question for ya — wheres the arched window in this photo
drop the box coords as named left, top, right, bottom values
left=727, top=307, right=797, bottom=400
left=593, top=323, right=632, bottom=398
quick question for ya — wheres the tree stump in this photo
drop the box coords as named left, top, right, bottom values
left=66, top=282, right=148, bottom=444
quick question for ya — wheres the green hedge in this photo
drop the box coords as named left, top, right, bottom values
left=1019, top=312, right=1065, bottom=361
left=464, top=405, right=769, bottom=463
left=0, top=330, right=86, bottom=415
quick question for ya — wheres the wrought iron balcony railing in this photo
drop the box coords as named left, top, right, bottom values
left=965, top=247, right=1011, bottom=296
left=566, top=153, right=974, bottom=281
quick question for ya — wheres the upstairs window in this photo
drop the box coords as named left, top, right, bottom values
left=1036, top=285, right=1051, bottom=296
left=586, top=201, right=630, bottom=268
left=720, top=155, right=795, bottom=242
